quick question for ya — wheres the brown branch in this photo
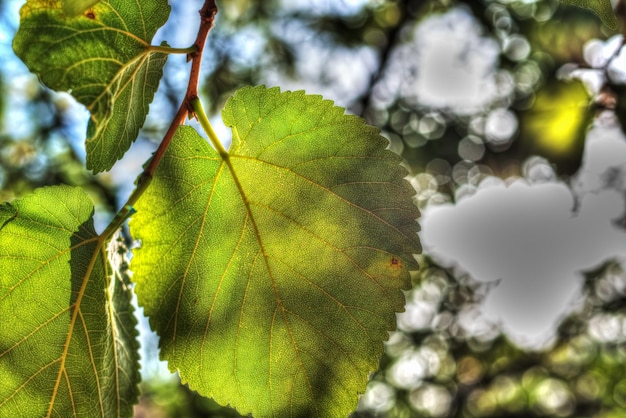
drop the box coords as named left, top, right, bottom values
left=186, top=0, right=218, bottom=103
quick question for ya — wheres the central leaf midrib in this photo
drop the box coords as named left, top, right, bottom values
left=48, top=237, right=107, bottom=418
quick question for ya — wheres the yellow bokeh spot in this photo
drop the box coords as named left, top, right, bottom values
left=524, top=80, right=589, bottom=157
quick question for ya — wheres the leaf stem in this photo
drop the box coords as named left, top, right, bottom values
left=100, top=205, right=137, bottom=240
left=148, top=44, right=199, bottom=55
left=191, top=97, right=228, bottom=158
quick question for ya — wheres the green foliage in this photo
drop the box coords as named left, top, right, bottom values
left=560, top=0, right=618, bottom=29
left=7, top=0, right=623, bottom=416
left=3, top=1, right=422, bottom=417
left=12, top=0, right=170, bottom=173
left=0, top=186, right=139, bottom=417
left=131, top=86, right=420, bottom=417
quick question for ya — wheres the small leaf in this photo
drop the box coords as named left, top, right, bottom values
left=561, top=0, right=618, bottom=29
left=0, top=186, right=140, bottom=417
left=62, top=0, right=101, bottom=16
left=131, top=86, right=421, bottom=417
left=13, top=0, right=170, bottom=172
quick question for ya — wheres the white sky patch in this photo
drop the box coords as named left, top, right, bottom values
left=573, top=121, right=626, bottom=194
left=264, top=42, right=377, bottom=109
left=381, top=7, right=506, bottom=114
left=278, top=0, right=374, bottom=16
left=414, top=9, right=499, bottom=111
left=420, top=119, right=626, bottom=349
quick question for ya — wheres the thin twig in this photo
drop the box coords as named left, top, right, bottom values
left=186, top=0, right=218, bottom=103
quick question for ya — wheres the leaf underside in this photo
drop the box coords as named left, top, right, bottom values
left=0, top=186, right=140, bottom=417
left=561, top=0, right=618, bottom=29
left=12, top=0, right=170, bottom=173
left=131, top=86, right=421, bottom=417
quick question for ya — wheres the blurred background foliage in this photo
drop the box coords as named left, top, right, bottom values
left=0, top=0, right=625, bottom=417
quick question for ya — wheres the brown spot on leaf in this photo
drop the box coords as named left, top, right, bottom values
left=389, top=256, right=402, bottom=271
left=85, top=9, right=96, bottom=19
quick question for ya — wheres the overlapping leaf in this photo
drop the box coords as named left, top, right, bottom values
left=561, top=0, right=618, bottom=29
left=131, top=86, right=421, bottom=417
left=0, top=186, right=139, bottom=417
left=13, top=0, right=170, bottom=172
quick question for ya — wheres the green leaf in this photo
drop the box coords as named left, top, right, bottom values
left=62, top=0, right=101, bottom=16
left=0, top=186, right=140, bottom=417
left=560, top=0, right=618, bottom=29
left=12, top=0, right=170, bottom=173
left=131, top=86, right=421, bottom=417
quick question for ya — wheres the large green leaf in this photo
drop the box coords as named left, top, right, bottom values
left=0, top=186, right=139, bottom=417
left=13, top=0, right=170, bottom=173
left=131, top=86, right=421, bottom=417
